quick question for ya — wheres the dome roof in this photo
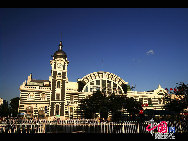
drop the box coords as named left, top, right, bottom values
left=53, top=50, right=67, bottom=59
left=53, top=41, right=67, bottom=59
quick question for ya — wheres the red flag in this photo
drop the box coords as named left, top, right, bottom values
left=174, top=88, right=177, bottom=92
left=170, top=88, right=173, bottom=91
left=139, top=110, right=143, bottom=114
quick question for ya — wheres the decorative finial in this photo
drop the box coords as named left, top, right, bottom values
left=59, top=41, right=63, bottom=50
left=158, top=84, right=161, bottom=89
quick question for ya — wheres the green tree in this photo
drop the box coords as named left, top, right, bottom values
left=124, top=97, right=143, bottom=117
left=175, top=82, right=188, bottom=106
left=165, top=99, right=185, bottom=114
left=79, top=91, right=143, bottom=121
left=107, top=95, right=143, bottom=121
left=80, top=90, right=106, bottom=119
left=164, top=82, right=188, bottom=120
left=0, top=100, right=10, bottom=117
left=9, top=97, right=20, bottom=117
left=107, top=94, right=126, bottom=121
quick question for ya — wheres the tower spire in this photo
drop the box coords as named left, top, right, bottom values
left=158, top=84, right=161, bottom=89
left=59, top=41, right=63, bottom=50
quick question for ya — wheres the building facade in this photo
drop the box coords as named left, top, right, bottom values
left=18, top=41, right=168, bottom=119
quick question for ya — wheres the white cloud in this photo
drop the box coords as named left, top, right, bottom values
left=146, top=49, right=154, bottom=55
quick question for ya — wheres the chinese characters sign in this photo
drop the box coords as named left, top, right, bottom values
left=146, top=119, right=175, bottom=139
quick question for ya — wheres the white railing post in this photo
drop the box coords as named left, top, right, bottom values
left=137, top=122, right=139, bottom=133
left=108, top=122, right=111, bottom=133
left=104, top=122, right=106, bottom=133
left=112, top=122, right=114, bottom=133
left=122, top=123, right=125, bottom=133
left=101, top=122, right=103, bottom=133
left=106, top=122, right=108, bottom=133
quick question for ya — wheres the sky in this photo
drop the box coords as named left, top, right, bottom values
left=0, top=8, right=188, bottom=101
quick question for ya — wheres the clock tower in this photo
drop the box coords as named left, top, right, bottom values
left=50, top=41, right=69, bottom=117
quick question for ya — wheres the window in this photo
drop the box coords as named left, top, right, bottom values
left=28, top=93, right=34, bottom=100
left=70, top=107, right=73, bottom=115
left=96, top=80, right=100, bottom=85
left=107, top=80, right=111, bottom=88
left=57, top=81, right=60, bottom=88
left=56, top=93, right=60, bottom=100
left=102, top=80, right=106, bottom=88
left=70, top=95, right=74, bottom=104
left=54, top=63, right=56, bottom=69
left=45, top=106, right=47, bottom=113
left=158, top=98, right=162, bottom=104
left=55, top=105, right=59, bottom=115
left=158, top=93, right=164, bottom=95
left=84, top=86, right=88, bottom=92
left=116, top=86, right=121, bottom=94
left=139, top=98, right=143, bottom=104
left=113, top=82, right=117, bottom=88
left=148, top=98, right=152, bottom=105
left=90, top=81, right=94, bottom=85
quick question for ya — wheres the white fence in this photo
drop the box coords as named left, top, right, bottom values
left=0, top=120, right=187, bottom=133
left=0, top=123, right=45, bottom=133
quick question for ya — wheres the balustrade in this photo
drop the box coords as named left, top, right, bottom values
left=0, top=119, right=187, bottom=133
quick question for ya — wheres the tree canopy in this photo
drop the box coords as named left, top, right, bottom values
left=79, top=90, right=143, bottom=121
left=0, top=97, right=20, bottom=118
left=9, top=97, right=20, bottom=117
left=165, top=82, right=188, bottom=115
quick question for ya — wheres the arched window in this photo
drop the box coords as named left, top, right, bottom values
left=80, top=72, right=127, bottom=94
left=28, top=93, right=34, bottom=100
left=26, top=106, right=33, bottom=118
left=41, top=93, right=46, bottom=100
left=57, top=81, right=60, bottom=88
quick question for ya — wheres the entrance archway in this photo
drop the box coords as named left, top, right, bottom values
left=26, top=106, right=33, bottom=118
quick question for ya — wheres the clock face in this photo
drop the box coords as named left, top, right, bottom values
left=57, top=63, right=63, bottom=68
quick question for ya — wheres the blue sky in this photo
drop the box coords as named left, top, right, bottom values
left=0, top=8, right=188, bottom=101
